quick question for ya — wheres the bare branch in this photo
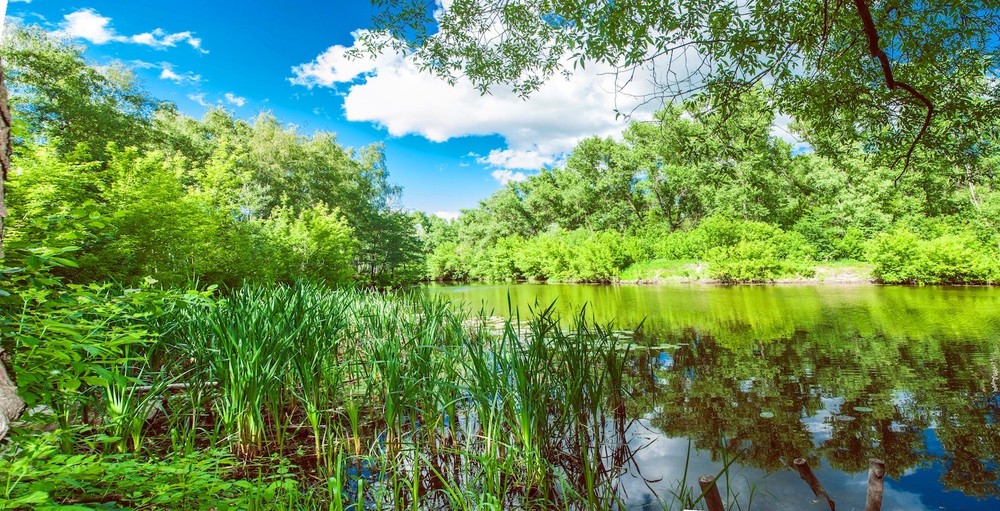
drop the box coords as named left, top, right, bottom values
left=851, top=0, right=934, bottom=180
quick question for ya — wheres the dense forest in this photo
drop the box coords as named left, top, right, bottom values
left=2, top=27, right=424, bottom=290
left=2, top=27, right=998, bottom=290
left=423, top=93, right=1000, bottom=284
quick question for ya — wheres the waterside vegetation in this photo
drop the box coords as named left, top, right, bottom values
left=1, top=14, right=999, bottom=511
left=3, top=261, right=712, bottom=509
left=422, top=99, right=1000, bottom=285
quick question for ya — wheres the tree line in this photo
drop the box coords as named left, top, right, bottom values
left=2, top=27, right=424, bottom=289
left=2, top=26, right=998, bottom=288
left=423, top=92, right=1000, bottom=284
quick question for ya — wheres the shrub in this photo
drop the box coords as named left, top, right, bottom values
left=427, top=241, right=468, bottom=281
left=867, top=229, right=999, bottom=284
left=707, top=239, right=816, bottom=283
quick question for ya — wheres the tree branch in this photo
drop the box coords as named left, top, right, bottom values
left=851, top=0, right=934, bottom=182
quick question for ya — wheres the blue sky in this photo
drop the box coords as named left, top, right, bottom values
left=2, top=0, right=673, bottom=218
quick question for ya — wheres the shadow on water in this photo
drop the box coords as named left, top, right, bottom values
left=427, top=283, right=1000, bottom=510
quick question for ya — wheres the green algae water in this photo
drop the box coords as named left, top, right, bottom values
left=427, top=283, right=1000, bottom=510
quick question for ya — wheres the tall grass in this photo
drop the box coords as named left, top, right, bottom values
left=9, top=281, right=741, bottom=509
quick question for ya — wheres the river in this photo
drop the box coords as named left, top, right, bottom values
left=426, top=283, right=1000, bottom=510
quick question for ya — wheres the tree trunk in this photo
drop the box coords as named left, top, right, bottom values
left=0, top=56, right=25, bottom=442
left=0, top=57, right=8, bottom=257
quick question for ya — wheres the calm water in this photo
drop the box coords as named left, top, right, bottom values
left=426, top=283, right=1000, bottom=510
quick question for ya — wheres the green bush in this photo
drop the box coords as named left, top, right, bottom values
left=707, top=239, right=816, bottom=283
left=867, top=229, right=999, bottom=284
left=427, top=241, right=469, bottom=281
left=263, top=204, right=357, bottom=286
left=478, top=235, right=524, bottom=281
left=792, top=212, right=870, bottom=261
left=655, top=216, right=817, bottom=261
left=653, top=229, right=704, bottom=259
left=652, top=216, right=817, bottom=282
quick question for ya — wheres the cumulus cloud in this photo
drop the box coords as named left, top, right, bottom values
left=433, top=211, right=461, bottom=221
left=291, top=30, right=661, bottom=175
left=51, top=9, right=206, bottom=53
left=477, top=149, right=556, bottom=171
left=290, top=30, right=391, bottom=87
left=52, top=9, right=119, bottom=44
left=225, top=93, right=247, bottom=107
left=490, top=169, right=528, bottom=185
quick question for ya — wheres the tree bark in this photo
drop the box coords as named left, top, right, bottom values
left=851, top=0, right=933, bottom=181
left=0, top=56, right=9, bottom=258
left=0, top=56, right=25, bottom=442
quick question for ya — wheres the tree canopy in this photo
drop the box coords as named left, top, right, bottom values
left=365, top=0, right=1000, bottom=172
left=0, top=27, right=426, bottom=288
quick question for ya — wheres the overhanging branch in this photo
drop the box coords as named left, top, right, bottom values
left=851, top=0, right=934, bottom=182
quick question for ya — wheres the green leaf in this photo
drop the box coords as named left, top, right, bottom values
left=14, top=491, right=50, bottom=505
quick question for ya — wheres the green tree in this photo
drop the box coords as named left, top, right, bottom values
left=263, top=204, right=357, bottom=285
left=2, top=26, right=154, bottom=160
left=366, top=1, right=1000, bottom=181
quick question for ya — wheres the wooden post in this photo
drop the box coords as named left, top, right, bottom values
left=698, top=474, right=726, bottom=511
left=793, top=458, right=836, bottom=510
left=865, top=459, right=885, bottom=511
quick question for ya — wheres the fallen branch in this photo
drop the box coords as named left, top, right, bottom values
left=134, top=381, right=219, bottom=393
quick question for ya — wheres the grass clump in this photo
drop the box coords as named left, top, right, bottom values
left=4, top=280, right=688, bottom=510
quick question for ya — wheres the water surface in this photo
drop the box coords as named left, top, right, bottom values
left=427, top=283, right=1000, bottom=510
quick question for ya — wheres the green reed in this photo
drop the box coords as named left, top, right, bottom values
left=108, top=282, right=708, bottom=509
left=93, top=354, right=169, bottom=454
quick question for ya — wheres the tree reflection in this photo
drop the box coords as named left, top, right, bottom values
left=626, top=326, right=1000, bottom=496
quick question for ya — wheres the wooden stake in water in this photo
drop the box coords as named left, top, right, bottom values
left=698, top=474, right=726, bottom=511
left=865, top=459, right=885, bottom=511
left=793, top=457, right=836, bottom=510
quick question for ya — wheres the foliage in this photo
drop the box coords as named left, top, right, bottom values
left=420, top=91, right=998, bottom=285
left=867, top=229, right=999, bottom=284
left=3, top=26, right=155, bottom=159
left=1, top=28, right=424, bottom=288
left=263, top=204, right=357, bottom=285
left=366, top=0, right=1000, bottom=174
left=0, top=433, right=300, bottom=510
left=707, top=240, right=816, bottom=284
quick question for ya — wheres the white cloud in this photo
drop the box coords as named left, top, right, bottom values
left=52, top=9, right=120, bottom=44
left=130, top=29, right=206, bottom=53
left=433, top=211, right=461, bottom=221
left=292, top=23, right=801, bottom=174
left=490, top=169, right=528, bottom=185
left=291, top=30, right=661, bottom=173
left=224, top=93, right=247, bottom=107
left=159, top=64, right=201, bottom=84
left=290, top=30, right=392, bottom=87
left=187, top=93, right=210, bottom=108
left=477, top=149, right=556, bottom=170
left=51, top=9, right=206, bottom=53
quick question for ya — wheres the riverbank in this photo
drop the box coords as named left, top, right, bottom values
left=618, top=259, right=874, bottom=284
